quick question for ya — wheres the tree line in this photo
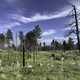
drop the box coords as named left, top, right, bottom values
left=0, top=25, right=79, bottom=52
left=39, top=37, right=76, bottom=51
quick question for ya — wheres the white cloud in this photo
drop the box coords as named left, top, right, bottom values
left=69, top=0, right=80, bottom=9
left=38, top=36, right=69, bottom=45
left=4, top=22, right=21, bottom=29
left=62, top=27, right=71, bottom=31
left=54, top=36, right=68, bottom=41
left=11, top=9, right=71, bottom=24
left=38, top=34, right=78, bottom=45
left=41, top=29, right=56, bottom=36
left=1, top=22, right=21, bottom=34
left=38, top=38, right=52, bottom=45
left=12, top=14, right=31, bottom=23
left=62, top=23, right=80, bottom=32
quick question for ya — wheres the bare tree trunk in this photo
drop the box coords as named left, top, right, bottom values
left=73, top=5, right=80, bottom=52
left=23, top=39, right=25, bottom=67
left=35, top=46, right=38, bottom=64
left=33, top=50, right=35, bottom=64
left=8, top=44, right=9, bottom=65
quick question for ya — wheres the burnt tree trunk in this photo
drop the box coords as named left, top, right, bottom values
left=23, top=39, right=25, bottom=67
left=73, top=5, right=80, bottom=52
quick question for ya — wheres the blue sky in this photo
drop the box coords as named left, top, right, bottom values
left=0, top=0, right=80, bottom=45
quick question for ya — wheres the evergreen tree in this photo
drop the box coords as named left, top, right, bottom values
left=63, top=40, right=67, bottom=52
left=0, top=33, right=5, bottom=49
left=0, top=33, right=5, bottom=43
left=54, top=41, right=62, bottom=50
left=51, top=40, right=55, bottom=50
left=19, top=31, right=24, bottom=50
left=6, top=29, right=13, bottom=47
left=25, top=25, right=41, bottom=64
left=67, top=37, right=74, bottom=50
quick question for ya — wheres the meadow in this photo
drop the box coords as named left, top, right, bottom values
left=0, top=50, right=80, bottom=80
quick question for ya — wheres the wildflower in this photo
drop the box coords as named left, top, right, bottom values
left=61, top=57, right=64, bottom=61
left=16, top=61, right=20, bottom=68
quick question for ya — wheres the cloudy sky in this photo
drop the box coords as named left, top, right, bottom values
left=0, top=0, right=80, bottom=45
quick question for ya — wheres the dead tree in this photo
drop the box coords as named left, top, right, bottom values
left=23, top=39, right=25, bottom=67
left=66, top=5, right=80, bottom=52
left=73, top=5, right=80, bottom=52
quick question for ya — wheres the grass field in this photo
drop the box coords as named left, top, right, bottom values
left=0, top=49, right=80, bottom=80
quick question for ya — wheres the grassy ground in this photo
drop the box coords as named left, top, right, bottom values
left=0, top=49, right=80, bottom=80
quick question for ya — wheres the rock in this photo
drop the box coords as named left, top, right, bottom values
left=27, top=64, right=32, bottom=69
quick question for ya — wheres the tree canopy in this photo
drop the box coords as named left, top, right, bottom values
left=25, top=25, right=41, bottom=50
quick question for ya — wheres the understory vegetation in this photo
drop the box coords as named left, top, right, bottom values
left=0, top=50, right=80, bottom=80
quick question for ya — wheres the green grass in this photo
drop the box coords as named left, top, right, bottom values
left=0, top=50, right=80, bottom=80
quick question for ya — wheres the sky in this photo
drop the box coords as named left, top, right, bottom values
left=0, top=0, right=80, bottom=45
